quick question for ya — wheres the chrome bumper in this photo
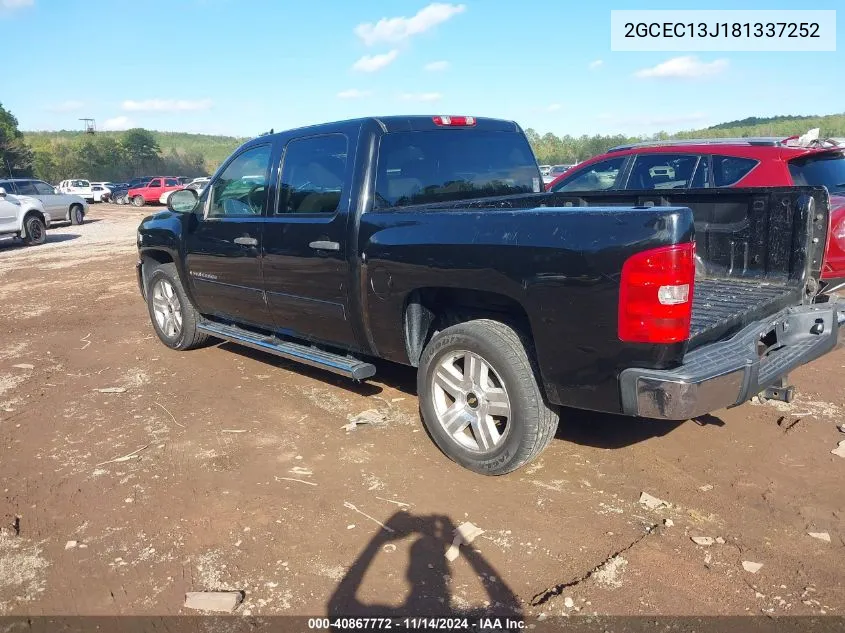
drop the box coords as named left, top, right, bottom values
left=620, top=303, right=841, bottom=420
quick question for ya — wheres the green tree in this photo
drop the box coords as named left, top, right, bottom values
left=120, top=128, right=161, bottom=175
left=0, top=102, right=34, bottom=177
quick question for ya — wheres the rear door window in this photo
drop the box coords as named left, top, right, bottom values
left=165, top=178, right=179, bottom=187
left=712, top=156, right=759, bottom=187
left=788, top=152, right=845, bottom=195
left=626, top=154, right=700, bottom=190
left=15, top=180, right=39, bottom=195
left=552, top=157, right=626, bottom=192
left=276, top=134, right=348, bottom=215
left=375, top=130, right=540, bottom=208
left=34, top=181, right=55, bottom=195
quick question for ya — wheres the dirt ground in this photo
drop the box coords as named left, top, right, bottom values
left=0, top=203, right=843, bottom=618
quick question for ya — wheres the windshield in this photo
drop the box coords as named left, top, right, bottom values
left=375, top=130, right=540, bottom=208
left=72, top=180, right=90, bottom=188
left=789, top=152, right=845, bottom=195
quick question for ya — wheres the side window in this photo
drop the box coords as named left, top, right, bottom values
left=276, top=134, right=347, bottom=215
left=553, top=157, right=626, bottom=192
left=208, top=144, right=272, bottom=218
left=165, top=178, right=179, bottom=187
left=713, top=156, right=759, bottom=187
left=148, top=179, right=162, bottom=188
left=15, top=181, right=39, bottom=195
left=626, top=154, right=700, bottom=190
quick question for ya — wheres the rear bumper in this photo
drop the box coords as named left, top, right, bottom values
left=620, top=303, right=842, bottom=420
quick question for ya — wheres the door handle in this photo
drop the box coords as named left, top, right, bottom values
left=233, top=236, right=258, bottom=246
left=309, top=240, right=340, bottom=251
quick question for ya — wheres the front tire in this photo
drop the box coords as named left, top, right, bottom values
left=145, top=262, right=209, bottom=350
left=22, top=214, right=46, bottom=246
left=69, top=204, right=84, bottom=225
left=132, top=195, right=145, bottom=207
left=418, top=319, right=559, bottom=475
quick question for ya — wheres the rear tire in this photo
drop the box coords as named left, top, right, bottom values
left=22, top=214, right=46, bottom=246
left=69, top=204, right=84, bottom=225
left=145, top=262, right=210, bottom=351
left=132, top=195, right=145, bottom=207
left=417, top=319, right=559, bottom=475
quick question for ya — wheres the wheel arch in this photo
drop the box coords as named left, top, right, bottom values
left=402, top=287, right=535, bottom=368
left=22, top=207, right=46, bottom=227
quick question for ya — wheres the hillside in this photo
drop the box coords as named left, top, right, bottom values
left=681, top=112, right=845, bottom=139
left=24, top=129, right=246, bottom=169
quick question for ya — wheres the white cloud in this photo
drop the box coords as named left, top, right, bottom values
left=46, top=100, right=84, bottom=113
left=544, top=103, right=562, bottom=112
left=1, top=0, right=34, bottom=10
left=634, top=56, right=729, bottom=79
left=101, top=116, right=134, bottom=131
left=355, top=3, right=466, bottom=46
left=588, top=59, right=604, bottom=70
left=352, top=50, right=399, bottom=73
left=424, top=60, right=450, bottom=72
left=398, top=92, right=443, bottom=103
left=121, top=98, right=214, bottom=112
left=337, top=88, right=373, bottom=99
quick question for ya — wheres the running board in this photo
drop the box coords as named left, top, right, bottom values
left=197, top=321, right=376, bottom=381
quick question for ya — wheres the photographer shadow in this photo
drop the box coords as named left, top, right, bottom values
left=327, top=512, right=522, bottom=618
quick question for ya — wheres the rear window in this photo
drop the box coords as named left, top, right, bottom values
left=712, top=156, right=758, bottom=187
left=374, top=130, right=540, bottom=208
left=788, top=152, right=845, bottom=195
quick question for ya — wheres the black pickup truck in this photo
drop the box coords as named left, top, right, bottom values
left=135, top=115, right=842, bottom=475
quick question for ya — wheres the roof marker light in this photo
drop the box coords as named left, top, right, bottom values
left=433, top=115, right=477, bottom=127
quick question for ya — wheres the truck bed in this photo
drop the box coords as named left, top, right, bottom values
left=542, top=187, right=829, bottom=348
left=690, top=278, right=798, bottom=347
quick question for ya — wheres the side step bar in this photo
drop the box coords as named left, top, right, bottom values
left=197, top=321, right=376, bottom=381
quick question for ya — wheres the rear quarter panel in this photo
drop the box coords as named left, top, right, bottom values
left=359, top=205, right=694, bottom=413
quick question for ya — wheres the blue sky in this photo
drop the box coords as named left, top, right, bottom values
left=3, top=0, right=843, bottom=138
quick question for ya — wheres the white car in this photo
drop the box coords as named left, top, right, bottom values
left=542, top=164, right=576, bottom=185
left=91, top=182, right=113, bottom=202
left=0, top=179, right=88, bottom=225
left=58, top=179, right=94, bottom=202
left=0, top=186, right=49, bottom=246
left=158, top=179, right=209, bottom=204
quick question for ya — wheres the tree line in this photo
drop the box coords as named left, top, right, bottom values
left=1, top=102, right=219, bottom=183
left=5, top=101, right=845, bottom=184
left=526, top=112, right=845, bottom=166
left=26, top=128, right=210, bottom=183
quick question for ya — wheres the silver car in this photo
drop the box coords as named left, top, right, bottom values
left=0, top=178, right=88, bottom=225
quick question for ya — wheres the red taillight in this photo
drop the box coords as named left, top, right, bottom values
left=618, top=243, right=696, bottom=344
left=433, top=115, right=476, bottom=127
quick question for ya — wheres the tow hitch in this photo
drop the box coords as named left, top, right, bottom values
left=759, top=378, right=795, bottom=404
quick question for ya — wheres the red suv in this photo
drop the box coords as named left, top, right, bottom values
left=128, top=177, right=183, bottom=207
left=547, top=136, right=845, bottom=292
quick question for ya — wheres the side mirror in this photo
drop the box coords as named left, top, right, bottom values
left=53, top=187, right=60, bottom=194
left=0, top=187, right=6, bottom=197
left=168, top=188, right=200, bottom=214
